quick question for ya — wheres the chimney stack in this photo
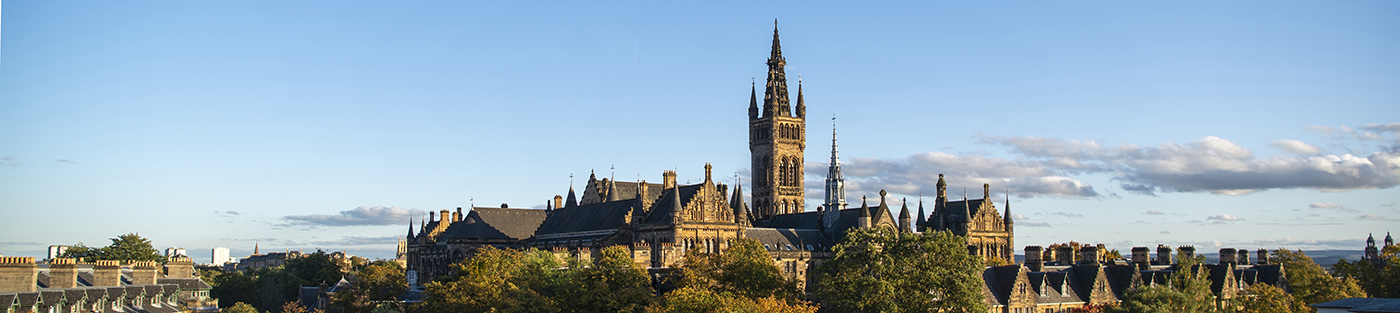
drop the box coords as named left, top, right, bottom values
left=164, top=256, right=195, bottom=279
left=554, top=195, right=564, bottom=209
left=92, top=260, right=122, bottom=286
left=1219, top=248, right=1238, bottom=267
left=1156, top=245, right=1172, bottom=265
left=1056, top=245, right=1075, bottom=265
left=1131, top=247, right=1150, bottom=270
left=1179, top=246, right=1196, bottom=264
left=47, top=258, right=78, bottom=289
left=663, top=170, right=677, bottom=189
left=0, top=257, right=38, bottom=292
left=130, top=260, right=159, bottom=285
left=1237, top=249, right=1250, bottom=265
left=1079, top=244, right=1099, bottom=266
left=1025, top=246, right=1044, bottom=271
left=1256, top=249, right=1269, bottom=265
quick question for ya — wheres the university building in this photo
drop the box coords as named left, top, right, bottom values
left=401, top=25, right=1287, bottom=312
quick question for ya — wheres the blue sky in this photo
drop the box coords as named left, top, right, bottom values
left=2, top=1, right=1398, bottom=262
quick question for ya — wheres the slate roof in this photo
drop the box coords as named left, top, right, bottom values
left=0, top=294, right=15, bottom=307
left=84, top=287, right=108, bottom=301
left=1250, top=264, right=1285, bottom=287
left=745, top=228, right=831, bottom=251
left=156, top=278, right=211, bottom=290
left=1312, top=298, right=1400, bottom=312
left=643, top=185, right=704, bottom=225
left=160, top=284, right=178, bottom=296
left=945, top=199, right=987, bottom=216
left=1067, top=265, right=1105, bottom=303
left=1102, top=265, right=1139, bottom=298
left=105, top=286, right=125, bottom=299
left=589, top=180, right=665, bottom=204
left=536, top=200, right=638, bottom=236
left=442, top=208, right=549, bottom=241
left=16, top=292, right=40, bottom=306
left=767, top=211, right=822, bottom=229
left=40, top=290, right=64, bottom=306
left=1028, top=272, right=1082, bottom=304
left=37, top=271, right=51, bottom=288
left=77, top=272, right=95, bottom=287
left=63, top=289, right=88, bottom=303
left=982, top=265, right=1022, bottom=305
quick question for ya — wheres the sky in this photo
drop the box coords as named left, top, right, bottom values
left=2, top=1, right=1398, bottom=262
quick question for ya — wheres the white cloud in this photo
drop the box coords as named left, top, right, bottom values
left=1207, top=214, right=1244, bottom=221
left=1309, top=202, right=1359, bottom=213
left=806, top=151, right=1100, bottom=199
left=0, top=156, right=18, bottom=166
left=285, top=206, right=424, bottom=226
left=1357, top=214, right=1387, bottom=220
left=1270, top=139, right=1321, bottom=155
left=310, top=236, right=401, bottom=246
left=979, top=134, right=1400, bottom=196
left=1020, top=221, right=1051, bottom=227
left=1144, top=210, right=1164, bottom=215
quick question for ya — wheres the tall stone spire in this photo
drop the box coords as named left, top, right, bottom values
left=823, top=116, right=847, bottom=210
left=916, top=196, right=926, bottom=232
left=764, top=20, right=791, bottom=118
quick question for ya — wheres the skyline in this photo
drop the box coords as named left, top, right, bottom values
left=2, top=1, right=1398, bottom=262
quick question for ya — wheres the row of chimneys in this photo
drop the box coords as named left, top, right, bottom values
left=1023, top=245, right=1270, bottom=271
left=0, top=256, right=196, bottom=293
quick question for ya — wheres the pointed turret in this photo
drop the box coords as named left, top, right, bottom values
left=254, top=242, right=259, bottom=255
left=935, top=173, right=948, bottom=209
left=749, top=79, right=759, bottom=120
left=732, top=181, right=751, bottom=227
left=916, top=196, right=927, bottom=232
left=899, top=197, right=912, bottom=233
left=857, top=195, right=871, bottom=229
left=565, top=185, right=578, bottom=208
left=606, top=179, right=620, bottom=202
left=1004, top=191, right=1014, bottom=231
left=670, top=183, right=684, bottom=224
left=763, top=20, right=791, bottom=118
left=1387, top=232, right=1394, bottom=247
left=796, top=77, right=806, bottom=118
left=407, top=218, right=415, bottom=240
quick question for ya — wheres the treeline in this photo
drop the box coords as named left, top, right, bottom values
left=205, top=251, right=406, bottom=313
left=59, top=233, right=165, bottom=262
left=1108, top=249, right=1366, bottom=313
left=1332, top=244, right=1400, bottom=298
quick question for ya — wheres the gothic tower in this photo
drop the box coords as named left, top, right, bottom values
left=750, top=21, right=806, bottom=223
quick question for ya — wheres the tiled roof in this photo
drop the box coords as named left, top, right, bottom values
left=441, top=208, right=549, bottom=241
left=0, top=294, right=15, bottom=307
left=40, top=290, right=64, bottom=306
left=1313, top=298, right=1400, bottom=313
left=16, top=292, right=40, bottom=306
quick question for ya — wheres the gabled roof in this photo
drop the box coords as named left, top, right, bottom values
left=643, top=185, right=703, bottom=225
left=1102, top=265, right=1140, bottom=298
left=442, top=208, right=548, bottom=241
left=745, top=228, right=831, bottom=251
left=536, top=200, right=637, bottom=236
left=15, top=292, right=40, bottom=307
left=0, top=294, right=15, bottom=308
left=982, top=265, right=1023, bottom=304
left=1312, top=298, right=1400, bottom=312
left=39, top=290, right=64, bottom=307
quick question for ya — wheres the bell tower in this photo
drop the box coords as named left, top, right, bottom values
left=749, top=21, right=806, bottom=223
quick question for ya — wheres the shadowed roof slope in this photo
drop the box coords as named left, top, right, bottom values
left=443, top=208, right=548, bottom=241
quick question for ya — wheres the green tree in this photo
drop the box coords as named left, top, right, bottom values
left=1332, top=245, right=1400, bottom=298
left=419, top=247, right=562, bottom=313
left=331, top=261, right=408, bottom=313
left=815, top=229, right=987, bottom=313
left=102, top=233, right=164, bottom=262
left=1235, top=284, right=1303, bottom=313
left=224, top=302, right=260, bottom=313
left=1272, top=249, right=1366, bottom=307
left=1110, top=284, right=1212, bottom=313
left=675, top=238, right=801, bottom=301
left=560, top=245, right=654, bottom=313
left=210, top=271, right=261, bottom=308
left=58, top=233, right=163, bottom=262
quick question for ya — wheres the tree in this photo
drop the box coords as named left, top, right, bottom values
left=224, top=302, right=260, bottom=313
left=58, top=233, right=163, bottom=262
left=210, top=271, right=261, bottom=308
left=646, top=286, right=817, bottom=313
left=816, top=229, right=987, bottom=313
left=1332, top=245, right=1400, bottom=298
left=102, top=233, right=164, bottom=262
left=1271, top=249, right=1366, bottom=307
left=1110, top=285, right=1212, bottom=313
left=1235, top=284, right=1304, bottom=313
left=675, top=238, right=801, bottom=301
left=419, top=247, right=562, bottom=313
left=280, top=300, right=321, bottom=313
left=330, top=261, right=408, bottom=313
left=560, top=245, right=654, bottom=313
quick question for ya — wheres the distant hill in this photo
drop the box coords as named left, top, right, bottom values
left=1013, top=250, right=1364, bottom=269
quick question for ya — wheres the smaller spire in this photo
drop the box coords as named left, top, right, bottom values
left=796, top=75, right=805, bottom=118
left=407, top=217, right=415, bottom=239
left=749, top=78, right=759, bottom=120
left=859, top=196, right=870, bottom=217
